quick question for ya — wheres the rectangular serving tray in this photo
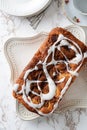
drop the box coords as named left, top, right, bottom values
left=4, top=25, right=87, bottom=120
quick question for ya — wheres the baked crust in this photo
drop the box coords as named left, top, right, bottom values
left=13, top=27, right=87, bottom=115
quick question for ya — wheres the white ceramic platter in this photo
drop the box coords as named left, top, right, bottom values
left=4, top=25, right=87, bottom=120
left=63, top=0, right=87, bottom=27
left=0, top=0, right=52, bottom=16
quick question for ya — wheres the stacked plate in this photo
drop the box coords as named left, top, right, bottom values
left=0, top=0, right=52, bottom=16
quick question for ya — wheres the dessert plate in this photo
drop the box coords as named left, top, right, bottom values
left=0, top=0, right=51, bottom=16
left=63, top=0, right=87, bottom=27
left=4, top=25, right=87, bottom=120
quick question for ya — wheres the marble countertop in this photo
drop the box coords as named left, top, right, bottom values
left=0, top=0, right=87, bottom=130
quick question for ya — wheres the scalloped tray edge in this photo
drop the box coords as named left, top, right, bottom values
left=4, top=25, right=87, bottom=120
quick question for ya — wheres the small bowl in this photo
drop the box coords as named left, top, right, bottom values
left=73, top=0, right=87, bottom=15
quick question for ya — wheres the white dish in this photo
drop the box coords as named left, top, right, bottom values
left=4, top=25, right=87, bottom=120
left=0, top=0, right=51, bottom=16
left=63, top=0, right=87, bottom=27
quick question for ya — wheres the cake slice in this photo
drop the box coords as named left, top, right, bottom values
left=13, top=27, right=87, bottom=116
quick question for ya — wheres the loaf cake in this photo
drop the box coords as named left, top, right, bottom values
left=13, top=27, right=87, bottom=116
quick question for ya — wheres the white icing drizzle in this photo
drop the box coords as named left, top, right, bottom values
left=55, top=77, right=65, bottom=83
left=14, top=34, right=87, bottom=115
left=42, top=61, right=56, bottom=100
left=53, top=72, right=56, bottom=76
left=24, top=66, right=38, bottom=80
left=13, top=84, right=19, bottom=92
left=84, top=52, right=87, bottom=58
left=59, top=76, right=72, bottom=99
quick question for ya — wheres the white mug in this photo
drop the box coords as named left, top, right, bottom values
left=73, top=0, right=87, bottom=15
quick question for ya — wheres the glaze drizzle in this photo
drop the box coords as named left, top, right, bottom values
left=13, top=34, right=87, bottom=115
